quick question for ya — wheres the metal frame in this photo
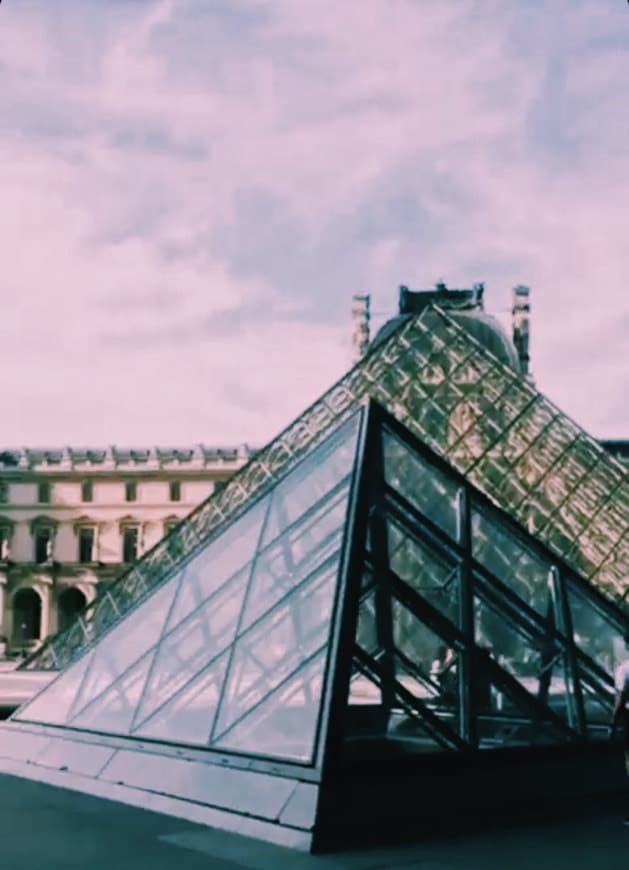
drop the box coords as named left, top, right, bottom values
left=22, top=304, right=627, bottom=673
left=317, top=401, right=628, bottom=774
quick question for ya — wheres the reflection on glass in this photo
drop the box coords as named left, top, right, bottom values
left=474, top=596, right=572, bottom=728
left=241, top=481, right=349, bottom=631
left=472, top=507, right=550, bottom=614
left=165, top=495, right=269, bottom=632
left=215, top=651, right=326, bottom=762
left=71, top=652, right=153, bottom=733
left=16, top=650, right=95, bottom=725
left=134, top=652, right=229, bottom=745
left=69, top=576, right=178, bottom=720
left=383, top=431, right=459, bottom=540
left=213, top=565, right=336, bottom=741
left=261, top=414, right=360, bottom=548
left=567, top=582, right=624, bottom=676
left=131, top=568, right=249, bottom=728
left=387, top=520, right=459, bottom=624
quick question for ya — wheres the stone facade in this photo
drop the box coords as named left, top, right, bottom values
left=0, top=445, right=251, bottom=656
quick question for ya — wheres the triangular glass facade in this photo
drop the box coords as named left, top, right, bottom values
left=16, top=413, right=362, bottom=764
left=23, top=304, right=626, bottom=674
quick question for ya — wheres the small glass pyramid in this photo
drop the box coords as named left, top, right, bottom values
left=17, top=413, right=362, bottom=764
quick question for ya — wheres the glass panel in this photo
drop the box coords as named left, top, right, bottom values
left=240, top=480, right=349, bottom=632
left=132, top=567, right=249, bottom=728
left=580, top=674, right=615, bottom=740
left=71, top=653, right=153, bottom=734
left=472, top=506, right=551, bottom=615
left=165, top=495, right=269, bottom=632
left=214, top=650, right=326, bottom=762
left=133, top=651, right=229, bottom=745
left=69, top=576, right=178, bottom=719
left=347, top=588, right=461, bottom=752
left=387, top=520, right=459, bottom=624
left=391, top=598, right=461, bottom=743
left=383, top=431, right=460, bottom=540
left=15, top=651, right=94, bottom=725
left=567, top=582, right=625, bottom=675
left=474, top=596, right=572, bottom=728
left=475, top=667, right=563, bottom=751
left=212, top=563, right=337, bottom=741
left=260, top=413, right=360, bottom=548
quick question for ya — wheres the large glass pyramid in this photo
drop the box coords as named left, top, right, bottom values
left=22, top=304, right=627, bottom=674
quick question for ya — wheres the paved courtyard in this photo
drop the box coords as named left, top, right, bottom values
left=0, top=772, right=626, bottom=870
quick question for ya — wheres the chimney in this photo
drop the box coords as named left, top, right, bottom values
left=512, top=285, right=531, bottom=377
left=351, top=294, right=371, bottom=361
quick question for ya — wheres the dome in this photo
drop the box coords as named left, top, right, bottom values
left=372, top=307, right=522, bottom=373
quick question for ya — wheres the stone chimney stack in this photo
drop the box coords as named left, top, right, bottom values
left=351, top=294, right=371, bottom=362
left=512, top=285, right=531, bottom=377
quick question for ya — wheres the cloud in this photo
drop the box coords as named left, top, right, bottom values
left=0, top=0, right=627, bottom=448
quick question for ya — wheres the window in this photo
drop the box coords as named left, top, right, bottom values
left=122, top=526, right=139, bottom=563
left=169, top=480, right=181, bottom=502
left=13, top=588, right=42, bottom=643
left=78, top=527, right=95, bottom=563
left=81, top=480, right=93, bottom=502
left=34, top=527, right=53, bottom=563
left=58, top=587, right=87, bottom=633
left=0, top=481, right=8, bottom=503
left=0, top=525, right=10, bottom=560
left=38, top=481, right=51, bottom=504
left=125, top=481, right=137, bottom=502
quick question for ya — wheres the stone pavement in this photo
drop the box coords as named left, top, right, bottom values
left=0, top=772, right=626, bottom=870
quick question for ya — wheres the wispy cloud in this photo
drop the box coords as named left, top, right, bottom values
left=0, top=0, right=627, bottom=446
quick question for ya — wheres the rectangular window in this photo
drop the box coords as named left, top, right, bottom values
left=0, top=527, right=10, bottom=560
left=122, top=526, right=139, bottom=563
left=125, top=481, right=137, bottom=502
left=0, top=481, right=8, bottom=503
left=81, top=480, right=93, bottom=502
left=78, top=527, right=95, bottom=563
left=34, top=527, right=52, bottom=563
left=38, top=481, right=51, bottom=504
left=169, top=480, right=181, bottom=502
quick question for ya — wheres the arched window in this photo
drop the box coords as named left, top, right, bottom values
left=58, top=587, right=87, bottom=633
left=13, top=588, right=42, bottom=643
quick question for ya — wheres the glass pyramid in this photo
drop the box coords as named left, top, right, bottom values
left=16, top=413, right=362, bottom=764
left=4, top=401, right=628, bottom=851
left=22, top=304, right=627, bottom=674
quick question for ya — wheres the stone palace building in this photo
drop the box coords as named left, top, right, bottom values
left=0, top=444, right=252, bottom=655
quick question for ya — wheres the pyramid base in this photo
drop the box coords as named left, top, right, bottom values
left=0, top=721, right=317, bottom=851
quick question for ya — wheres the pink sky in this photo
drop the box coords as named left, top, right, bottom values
left=0, top=0, right=627, bottom=447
